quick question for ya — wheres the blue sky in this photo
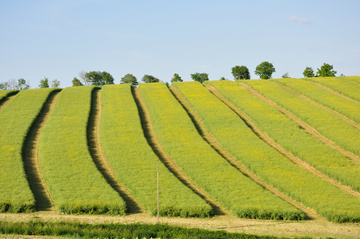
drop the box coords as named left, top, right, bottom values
left=1, top=0, right=359, bottom=88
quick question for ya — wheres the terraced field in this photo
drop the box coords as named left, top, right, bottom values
left=1, top=77, right=360, bottom=226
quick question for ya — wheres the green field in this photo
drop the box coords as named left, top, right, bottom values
left=1, top=77, right=360, bottom=226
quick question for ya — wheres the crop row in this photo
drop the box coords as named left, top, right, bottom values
left=244, top=80, right=360, bottom=158
left=274, top=78, right=360, bottom=126
left=100, top=84, right=211, bottom=217
left=205, top=80, right=360, bottom=193
left=306, top=77, right=360, bottom=102
left=175, top=81, right=360, bottom=223
left=0, top=89, right=56, bottom=212
left=0, top=90, right=17, bottom=103
left=38, top=86, right=126, bottom=215
left=140, top=83, right=303, bottom=220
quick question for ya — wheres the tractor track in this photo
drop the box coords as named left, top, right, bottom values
left=0, top=94, right=17, bottom=111
left=132, top=87, right=230, bottom=216
left=87, top=88, right=145, bottom=215
left=22, top=90, right=60, bottom=212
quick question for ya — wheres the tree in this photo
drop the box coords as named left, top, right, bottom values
left=17, top=78, right=30, bottom=90
left=142, top=75, right=159, bottom=83
left=316, top=63, right=337, bottom=77
left=0, top=78, right=29, bottom=90
left=219, top=77, right=228, bottom=81
left=121, top=74, right=138, bottom=86
left=39, top=77, right=49, bottom=88
left=72, top=77, right=83, bottom=86
left=232, top=65, right=250, bottom=80
left=191, top=73, right=209, bottom=83
left=282, top=72, right=290, bottom=78
left=51, top=79, right=61, bottom=88
left=303, top=67, right=315, bottom=77
left=79, top=71, right=88, bottom=85
left=171, top=73, right=183, bottom=83
left=85, top=71, right=114, bottom=86
left=255, top=61, right=275, bottom=79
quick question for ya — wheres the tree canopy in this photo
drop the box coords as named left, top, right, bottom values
left=255, top=61, right=275, bottom=79
left=51, top=79, right=61, bottom=88
left=171, top=73, right=183, bottom=83
left=0, top=78, right=30, bottom=90
left=39, top=77, right=49, bottom=88
left=316, top=63, right=337, bottom=77
left=121, top=74, right=138, bottom=86
left=232, top=65, right=250, bottom=80
left=72, top=77, right=83, bottom=86
left=85, top=71, right=114, bottom=86
left=303, top=67, right=315, bottom=77
left=142, top=75, right=159, bottom=83
left=191, top=73, right=209, bottom=83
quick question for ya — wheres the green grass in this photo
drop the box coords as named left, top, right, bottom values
left=207, top=80, right=360, bottom=192
left=0, top=221, right=281, bottom=239
left=38, top=86, right=126, bottom=215
left=274, top=78, right=360, bottom=125
left=0, top=88, right=55, bottom=213
left=175, top=81, right=360, bottom=223
left=100, top=84, right=212, bottom=217
left=0, top=90, right=18, bottom=104
left=244, top=79, right=360, bottom=158
left=306, top=76, right=360, bottom=102
left=140, top=83, right=303, bottom=220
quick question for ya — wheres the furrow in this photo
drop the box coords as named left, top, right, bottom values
left=239, top=82, right=360, bottom=166
left=0, top=94, right=17, bottom=111
left=275, top=82, right=360, bottom=131
left=22, top=91, right=60, bottom=212
left=132, top=87, right=229, bottom=216
left=87, top=88, right=144, bottom=214
left=206, top=85, right=360, bottom=201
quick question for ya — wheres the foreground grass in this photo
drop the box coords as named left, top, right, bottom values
left=0, top=90, right=18, bottom=103
left=0, top=221, right=281, bottom=239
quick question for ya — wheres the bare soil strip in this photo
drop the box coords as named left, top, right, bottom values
left=22, top=91, right=60, bottom=212
left=87, top=88, right=144, bottom=214
left=206, top=85, right=360, bottom=201
left=239, top=83, right=360, bottom=166
left=309, top=80, right=360, bottom=105
left=199, top=85, right=323, bottom=220
left=275, top=82, right=360, bottom=131
left=132, top=87, right=229, bottom=216
left=0, top=94, right=17, bottom=111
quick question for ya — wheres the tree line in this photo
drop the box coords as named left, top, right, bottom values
left=0, top=62, right=339, bottom=90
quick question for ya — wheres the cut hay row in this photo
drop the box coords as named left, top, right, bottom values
left=100, top=84, right=212, bottom=217
left=244, top=80, right=360, bottom=158
left=176, top=81, right=360, bottom=223
left=38, top=86, right=126, bottom=215
left=0, top=89, right=55, bottom=213
left=306, top=77, right=360, bottom=102
left=206, top=80, right=360, bottom=193
left=140, top=83, right=303, bottom=220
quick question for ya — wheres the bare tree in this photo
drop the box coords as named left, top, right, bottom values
left=79, top=71, right=89, bottom=86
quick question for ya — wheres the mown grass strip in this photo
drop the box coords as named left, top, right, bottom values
left=100, top=84, right=211, bottom=217
left=140, top=83, right=303, bottom=220
left=38, top=86, right=126, bottom=215
left=0, top=90, right=18, bottom=110
left=0, top=89, right=55, bottom=213
left=207, top=80, right=360, bottom=194
left=176, top=81, right=360, bottom=223
left=244, top=80, right=360, bottom=159
left=306, top=77, right=360, bottom=102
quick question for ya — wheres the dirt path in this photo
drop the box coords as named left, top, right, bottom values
left=275, top=82, right=360, bottom=131
left=22, top=91, right=60, bottom=212
left=239, top=83, right=360, bottom=166
left=132, top=87, right=230, bottom=216
left=207, top=85, right=360, bottom=202
left=87, top=88, right=144, bottom=214
left=309, top=80, right=360, bottom=105
left=0, top=94, right=17, bottom=111
left=1, top=212, right=360, bottom=239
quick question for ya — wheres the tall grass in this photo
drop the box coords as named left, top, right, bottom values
left=176, top=81, right=360, bottom=223
left=140, top=83, right=303, bottom=220
left=275, top=78, right=360, bottom=125
left=38, top=86, right=126, bottom=215
left=244, top=80, right=360, bottom=158
left=207, top=80, right=360, bottom=192
left=0, top=89, right=55, bottom=212
left=306, top=76, right=360, bottom=102
left=100, top=84, right=212, bottom=217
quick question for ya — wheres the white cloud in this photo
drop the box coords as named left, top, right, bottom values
left=289, top=16, right=312, bottom=24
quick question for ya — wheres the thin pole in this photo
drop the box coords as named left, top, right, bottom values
left=157, top=157, right=159, bottom=224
